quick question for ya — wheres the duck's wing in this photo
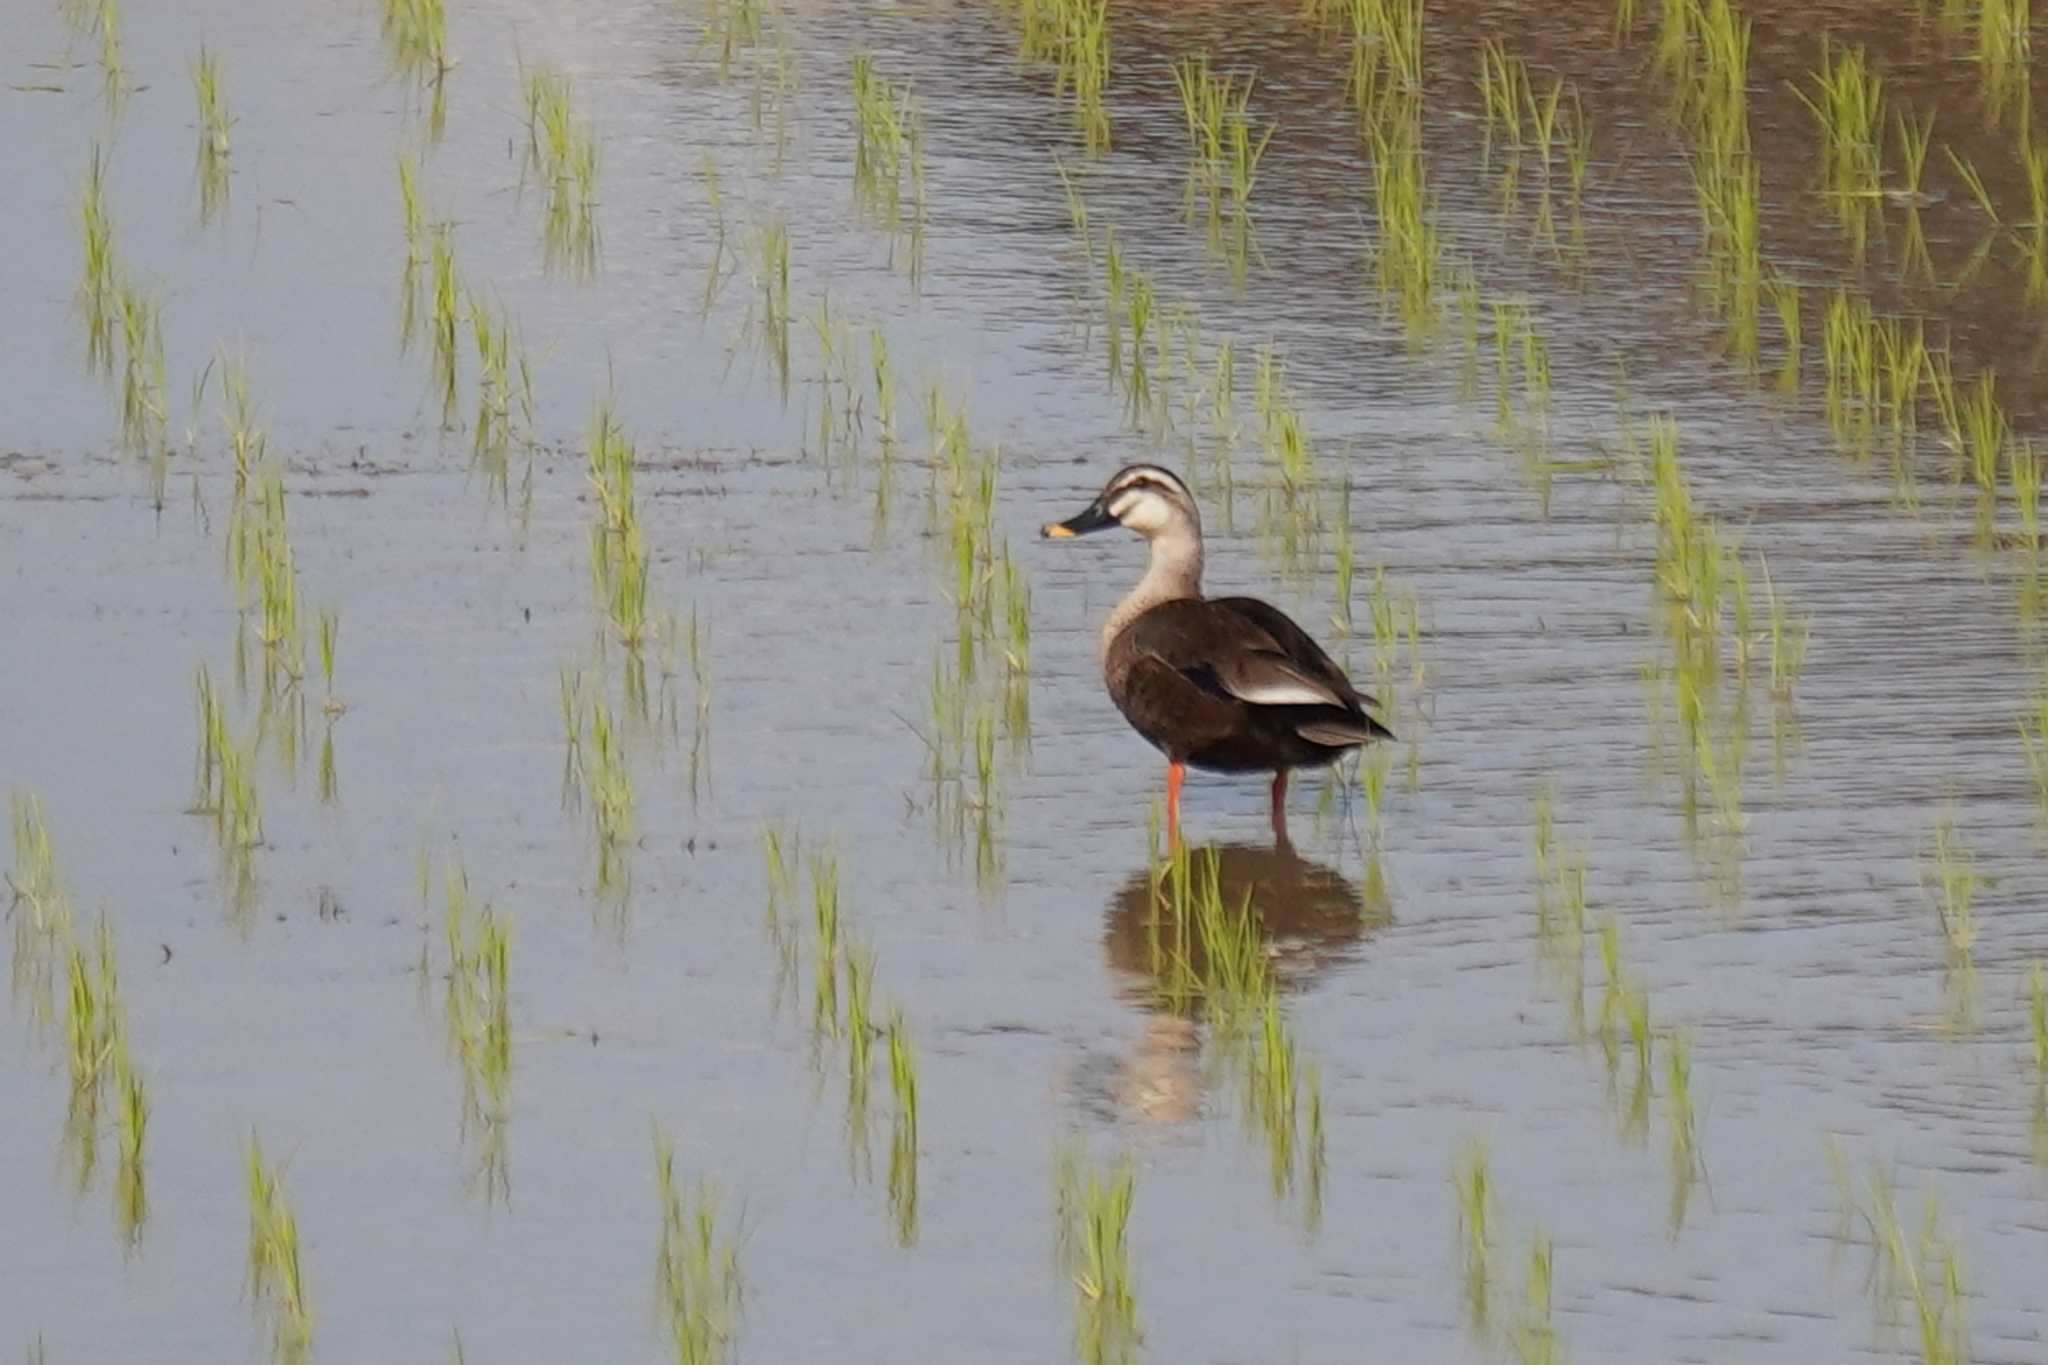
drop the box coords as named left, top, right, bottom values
left=1208, top=596, right=1383, bottom=716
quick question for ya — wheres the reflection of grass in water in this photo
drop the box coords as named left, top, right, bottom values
left=2029, top=962, right=2047, bottom=1166
left=9, top=793, right=75, bottom=1036
left=467, top=289, right=537, bottom=525
left=1016, top=0, right=1113, bottom=154
left=245, top=1131, right=313, bottom=1365
left=1974, top=0, right=2032, bottom=128
left=1918, top=807, right=1984, bottom=1034
left=1053, top=1143, right=1138, bottom=1365
left=1828, top=1143, right=1970, bottom=1365
left=193, top=666, right=265, bottom=929
left=653, top=1129, right=745, bottom=1365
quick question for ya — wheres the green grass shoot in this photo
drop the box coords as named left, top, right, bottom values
left=192, top=44, right=232, bottom=225
left=522, top=66, right=602, bottom=280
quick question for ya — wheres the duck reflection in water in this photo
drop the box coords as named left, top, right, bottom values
left=1092, top=840, right=1389, bottom=1125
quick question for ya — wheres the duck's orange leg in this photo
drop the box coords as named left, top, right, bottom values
left=1165, top=761, right=1186, bottom=844
left=1270, top=769, right=1291, bottom=849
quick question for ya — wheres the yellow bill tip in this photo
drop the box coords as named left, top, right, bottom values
left=1042, top=522, right=1076, bottom=538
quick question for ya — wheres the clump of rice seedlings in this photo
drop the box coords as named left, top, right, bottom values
left=192, top=666, right=266, bottom=925
left=1919, top=807, right=1984, bottom=1033
left=652, top=1129, right=744, bottom=1365
left=1530, top=784, right=1590, bottom=1031
left=441, top=860, right=512, bottom=1203
left=1595, top=918, right=1656, bottom=1144
left=886, top=1007, right=919, bottom=1247
left=192, top=45, right=232, bottom=225
left=379, top=0, right=453, bottom=91
left=1452, top=1139, right=1495, bottom=1334
left=1509, top=1233, right=1562, bottom=1365
left=1054, top=1143, right=1138, bottom=1365
left=245, top=1132, right=313, bottom=1365
left=1829, top=1146, right=1970, bottom=1365
left=1975, top=0, right=2032, bottom=127
left=749, top=219, right=792, bottom=399
left=426, top=224, right=462, bottom=426
left=466, top=287, right=537, bottom=520
left=1147, top=843, right=1327, bottom=1219
left=686, top=608, right=713, bottom=800
left=68, top=0, right=127, bottom=104
left=1171, top=53, right=1274, bottom=276
left=1956, top=370, right=2009, bottom=499
left=1894, top=108, right=1938, bottom=282
left=9, top=794, right=77, bottom=1036
left=522, top=67, right=602, bottom=280
left=1363, top=91, right=1442, bottom=338
left=808, top=849, right=842, bottom=1044
left=850, top=53, right=928, bottom=276
left=113, top=278, right=166, bottom=465
left=1045, top=0, right=1113, bottom=154
left=1664, top=1027, right=1702, bottom=1235
left=1338, top=0, right=1424, bottom=117
left=1682, top=0, right=1760, bottom=361
left=584, top=397, right=653, bottom=648
left=77, top=145, right=118, bottom=379
left=701, top=0, right=769, bottom=81
left=1796, top=38, right=1885, bottom=260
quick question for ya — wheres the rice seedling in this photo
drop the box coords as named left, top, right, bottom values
left=1043, top=0, right=1113, bottom=154
left=1894, top=108, right=1938, bottom=281
left=1053, top=1143, right=1138, bottom=1365
left=1682, top=0, right=1760, bottom=359
left=1171, top=54, right=1274, bottom=275
left=582, top=692, right=635, bottom=904
left=77, top=144, right=118, bottom=379
left=1829, top=1147, right=1970, bottom=1365
left=700, top=0, right=771, bottom=81
left=652, top=1129, right=744, bottom=1365
left=1975, top=0, right=2032, bottom=127
left=885, top=1007, right=919, bottom=1247
left=1958, top=371, right=2009, bottom=497
left=1363, top=91, right=1441, bottom=337
left=750, top=219, right=792, bottom=399
left=1766, top=272, right=1801, bottom=395
left=467, top=287, right=537, bottom=518
left=442, top=860, right=512, bottom=1203
left=113, top=278, right=166, bottom=464
left=379, top=0, right=453, bottom=90
left=1755, top=556, right=1810, bottom=699
left=245, top=1132, right=312, bottom=1365
left=584, top=397, right=653, bottom=648
left=427, top=225, right=461, bottom=427
left=72, top=0, right=126, bottom=104
left=522, top=67, right=602, bottom=280
left=1339, top=0, right=1424, bottom=118
left=1796, top=37, right=1885, bottom=259
left=191, top=666, right=266, bottom=925
left=1920, top=807, right=1984, bottom=1032
left=808, top=849, right=842, bottom=1044
left=1453, top=1138, right=1495, bottom=1334
left=850, top=54, right=927, bottom=254
left=1509, top=1233, right=1562, bottom=1365
left=2010, top=438, right=2041, bottom=552
left=8, top=794, right=77, bottom=1037
left=1944, top=144, right=2000, bottom=222
left=191, top=45, right=232, bottom=225
left=1664, top=1027, right=1702, bottom=1236
left=687, top=607, right=713, bottom=800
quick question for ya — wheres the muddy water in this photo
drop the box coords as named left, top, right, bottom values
left=6, top=0, right=2048, bottom=1361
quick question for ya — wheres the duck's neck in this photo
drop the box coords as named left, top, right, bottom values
left=1100, top=528, right=1203, bottom=668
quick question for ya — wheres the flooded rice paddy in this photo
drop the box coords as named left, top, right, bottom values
left=7, top=0, right=2048, bottom=1360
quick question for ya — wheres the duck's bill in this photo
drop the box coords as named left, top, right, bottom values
left=1041, top=499, right=1117, bottom=538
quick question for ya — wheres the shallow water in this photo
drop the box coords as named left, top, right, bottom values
left=6, top=1, right=2048, bottom=1361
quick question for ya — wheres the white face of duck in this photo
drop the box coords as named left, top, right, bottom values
left=1042, top=465, right=1200, bottom=542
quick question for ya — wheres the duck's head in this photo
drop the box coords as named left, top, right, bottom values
left=1041, top=464, right=1201, bottom=542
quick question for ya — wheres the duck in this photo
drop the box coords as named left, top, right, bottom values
left=1041, top=463, right=1392, bottom=844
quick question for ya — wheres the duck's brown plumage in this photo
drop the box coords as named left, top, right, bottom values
left=1105, top=596, right=1393, bottom=772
